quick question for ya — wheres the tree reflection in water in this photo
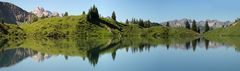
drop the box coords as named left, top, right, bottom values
left=0, top=36, right=239, bottom=68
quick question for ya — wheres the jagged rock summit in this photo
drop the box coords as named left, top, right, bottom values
left=31, top=6, right=61, bottom=17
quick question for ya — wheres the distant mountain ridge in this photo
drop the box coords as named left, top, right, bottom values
left=161, top=18, right=232, bottom=28
left=31, top=6, right=61, bottom=17
left=0, top=1, right=34, bottom=24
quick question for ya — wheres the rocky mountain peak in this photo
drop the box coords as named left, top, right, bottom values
left=0, top=1, right=34, bottom=24
left=162, top=18, right=232, bottom=28
left=31, top=6, right=61, bottom=17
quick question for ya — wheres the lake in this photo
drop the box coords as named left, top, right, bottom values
left=0, top=37, right=240, bottom=71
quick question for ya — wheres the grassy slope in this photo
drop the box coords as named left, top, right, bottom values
left=143, top=26, right=199, bottom=37
left=0, top=24, right=25, bottom=38
left=0, top=15, right=199, bottom=38
left=204, top=21, right=240, bottom=51
left=205, top=21, right=240, bottom=36
left=20, top=15, right=115, bottom=37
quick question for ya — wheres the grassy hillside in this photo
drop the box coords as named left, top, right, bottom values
left=20, top=15, right=118, bottom=37
left=142, top=26, right=199, bottom=37
left=204, top=21, right=240, bottom=36
left=0, top=24, right=25, bottom=38
left=204, top=21, right=240, bottom=51
left=0, top=15, right=199, bottom=38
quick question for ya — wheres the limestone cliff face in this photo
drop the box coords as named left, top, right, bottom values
left=0, top=1, right=34, bottom=24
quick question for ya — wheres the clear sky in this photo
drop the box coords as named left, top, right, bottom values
left=2, top=0, right=240, bottom=22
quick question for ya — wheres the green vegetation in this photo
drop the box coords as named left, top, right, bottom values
left=204, top=21, right=240, bottom=36
left=20, top=15, right=114, bottom=38
left=125, top=19, right=129, bottom=24
left=87, top=5, right=100, bottom=23
left=192, top=20, right=197, bottom=32
left=64, top=12, right=68, bottom=17
left=111, top=11, right=116, bottom=21
left=204, top=20, right=240, bottom=50
left=0, top=24, right=25, bottom=38
left=185, top=21, right=190, bottom=29
left=0, top=5, right=198, bottom=38
left=166, top=22, right=170, bottom=27
left=142, top=26, right=198, bottom=37
left=204, top=21, right=210, bottom=33
left=82, top=11, right=86, bottom=15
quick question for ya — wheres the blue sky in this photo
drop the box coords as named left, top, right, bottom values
left=2, top=0, right=240, bottom=22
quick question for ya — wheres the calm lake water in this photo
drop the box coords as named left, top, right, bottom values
left=0, top=37, right=240, bottom=71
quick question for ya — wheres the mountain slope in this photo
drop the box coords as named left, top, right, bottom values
left=0, top=1, right=34, bottom=24
left=204, top=21, right=240, bottom=36
left=20, top=15, right=124, bottom=37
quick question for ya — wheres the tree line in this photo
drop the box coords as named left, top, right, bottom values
left=125, top=18, right=161, bottom=28
left=187, top=20, right=210, bottom=33
left=165, top=20, right=210, bottom=33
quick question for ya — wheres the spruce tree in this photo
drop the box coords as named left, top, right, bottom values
left=166, top=22, right=170, bottom=27
left=192, top=20, right=197, bottom=32
left=87, top=5, right=100, bottom=22
left=185, top=21, right=190, bottom=29
left=126, top=19, right=129, bottom=24
left=64, top=12, right=68, bottom=17
left=111, top=11, right=116, bottom=21
left=205, top=21, right=209, bottom=32
left=197, top=27, right=201, bottom=33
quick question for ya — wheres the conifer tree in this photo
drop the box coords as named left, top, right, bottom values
left=82, top=11, right=86, bottom=15
left=111, top=11, right=116, bottom=21
left=87, top=5, right=100, bottom=22
left=205, top=21, right=210, bottom=32
left=126, top=19, right=129, bottom=24
left=185, top=21, right=190, bottom=29
left=192, top=20, right=197, bottom=32
left=166, top=22, right=170, bottom=27
left=64, top=12, right=68, bottom=16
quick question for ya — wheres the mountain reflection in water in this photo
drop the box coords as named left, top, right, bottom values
left=0, top=37, right=239, bottom=68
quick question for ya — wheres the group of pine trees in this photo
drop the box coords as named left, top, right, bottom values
left=86, top=5, right=161, bottom=28
left=86, top=5, right=117, bottom=22
left=86, top=5, right=100, bottom=24
left=165, top=20, right=210, bottom=33
left=185, top=20, right=210, bottom=33
left=125, top=18, right=161, bottom=28
left=188, top=20, right=201, bottom=33
left=87, top=5, right=212, bottom=33
left=235, top=18, right=240, bottom=22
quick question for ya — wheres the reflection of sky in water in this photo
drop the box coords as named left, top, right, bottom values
left=1, top=44, right=240, bottom=71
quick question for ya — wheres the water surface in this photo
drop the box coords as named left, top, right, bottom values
left=0, top=37, right=240, bottom=71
